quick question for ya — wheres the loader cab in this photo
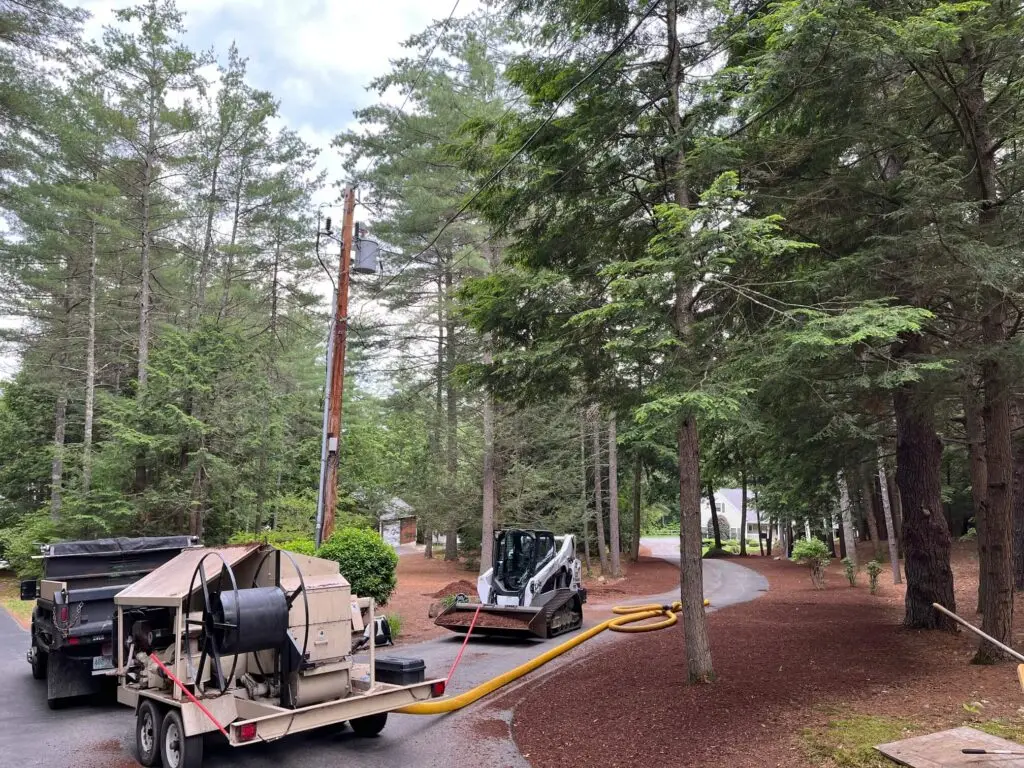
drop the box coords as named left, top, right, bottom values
left=492, top=529, right=555, bottom=596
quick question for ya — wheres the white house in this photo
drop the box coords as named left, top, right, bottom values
left=699, top=488, right=772, bottom=542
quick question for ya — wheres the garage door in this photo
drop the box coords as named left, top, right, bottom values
left=381, top=520, right=400, bottom=546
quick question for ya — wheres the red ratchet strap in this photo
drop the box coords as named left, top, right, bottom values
left=148, top=653, right=229, bottom=737
left=444, top=605, right=482, bottom=684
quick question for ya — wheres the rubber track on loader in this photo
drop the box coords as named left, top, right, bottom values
left=535, top=589, right=583, bottom=638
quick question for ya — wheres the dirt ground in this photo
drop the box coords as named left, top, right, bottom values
left=387, top=553, right=681, bottom=645
left=509, top=542, right=1024, bottom=768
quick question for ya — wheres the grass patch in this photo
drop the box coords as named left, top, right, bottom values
left=972, top=718, right=1024, bottom=743
left=802, top=715, right=919, bottom=767
left=0, top=575, right=32, bottom=628
left=386, top=613, right=402, bottom=641
left=1, top=598, right=32, bottom=627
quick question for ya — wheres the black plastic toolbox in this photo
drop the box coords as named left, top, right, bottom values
left=375, top=656, right=426, bottom=686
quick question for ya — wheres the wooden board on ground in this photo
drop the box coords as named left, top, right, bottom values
left=876, top=726, right=1024, bottom=767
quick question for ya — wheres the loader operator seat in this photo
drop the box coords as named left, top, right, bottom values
left=493, top=530, right=556, bottom=596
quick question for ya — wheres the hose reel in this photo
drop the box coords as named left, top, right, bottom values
left=186, top=550, right=309, bottom=697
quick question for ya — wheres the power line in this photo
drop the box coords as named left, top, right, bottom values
left=373, top=0, right=665, bottom=294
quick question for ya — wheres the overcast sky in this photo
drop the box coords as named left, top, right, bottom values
left=79, top=0, right=481, bottom=205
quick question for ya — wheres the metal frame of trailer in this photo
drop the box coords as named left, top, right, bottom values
left=112, top=544, right=445, bottom=765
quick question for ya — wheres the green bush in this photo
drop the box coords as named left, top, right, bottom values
left=791, top=538, right=832, bottom=589
left=866, top=560, right=883, bottom=594
left=386, top=613, right=402, bottom=640
left=960, top=528, right=978, bottom=542
left=279, top=538, right=316, bottom=556
left=841, top=556, right=859, bottom=587
left=318, top=527, right=398, bottom=606
left=0, top=514, right=60, bottom=576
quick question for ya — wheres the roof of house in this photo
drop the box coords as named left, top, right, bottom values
left=379, top=497, right=414, bottom=520
left=715, top=488, right=758, bottom=514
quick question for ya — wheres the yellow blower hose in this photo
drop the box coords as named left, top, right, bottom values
left=397, top=598, right=709, bottom=715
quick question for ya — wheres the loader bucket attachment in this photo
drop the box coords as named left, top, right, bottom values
left=434, top=602, right=548, bottom=639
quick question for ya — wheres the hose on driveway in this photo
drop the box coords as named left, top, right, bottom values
left=396, top=598, right=710, bottom=715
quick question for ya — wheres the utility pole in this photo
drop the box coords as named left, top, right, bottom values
left=317, top=187, right=356, bottom=547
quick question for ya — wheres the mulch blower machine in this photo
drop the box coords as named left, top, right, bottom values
left=434, top=529, right=586, bottom=640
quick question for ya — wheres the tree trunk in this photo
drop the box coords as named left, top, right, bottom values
left=706, top=482, right=722, bottom=549
left=739, top=471, right=748, bottom=556
left=894, top=382, right=956, bottom=630
left=754, top=485, right=764, bottom=556
left=965, top=385, right=987, bottom=610
left=589, top=405, right=610, bottom=574
left=608, top=414, right=622, bottom=576
left=862, top=471, right=883, bottom=560
left=877, top=450, right=902, bottom=584
left=825, top=517, right=836, bottom=557
left=837, top=517, right=847, bottom=559
left=765, top=516, right=773, bottom=557
left=444, top=265, right=459, bottom=562
left=218, top=174, right=244, bottom=322
left=668, top=0, right=712, bottom=683
left=195, top=136, right=223, bottom=320
left=580, top=410, right=591, bottom=574
left=889, top=471, right=903, bottom=556
left=1011, top=409, right=1024, bottom=591
left=480, top=348, right=496, bottom=576
left=631, top=455, right=642, bottom=561
left=50, top=377, right=67, bottom=520
left=426, top=278, right=445, bottom=561
left=838, top=472, right=858, bottom=566
left=976, top=301, right=1014, bottom=661
left=82, top=214, right=98, bottom=495
left=678, top=415, right=713, bottom=682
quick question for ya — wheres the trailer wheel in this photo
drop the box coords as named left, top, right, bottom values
left=136, top=700, right=163, bottom=767
left=160, top=709, right=203, bottom=768
left=30, top=645, right=47, bottom=681
left=350, top=712, right=388, bottom=737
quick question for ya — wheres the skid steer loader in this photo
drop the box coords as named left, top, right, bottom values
left=434, top=529, right=586, bottom=639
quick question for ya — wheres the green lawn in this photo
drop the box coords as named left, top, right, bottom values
left=0, top=576, right=32, bottom=628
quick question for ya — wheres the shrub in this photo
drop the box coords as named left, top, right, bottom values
left=279, top=538, right=316, bottom=556
left=386, top=613, right=402, bottom=640
left=791, top=538, right=832, bottom=589
left=867, top=560, right=883, bottom=594
left=0, top=514, right=59, bottom=577
left=960, top=528, right=978, bottom=542
left=318, top=527, right=398, bottom=606
left=841, top=557, right=859, bottom=587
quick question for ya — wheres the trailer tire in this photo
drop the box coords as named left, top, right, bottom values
left=350, top=712, right=388, bottom=737
left=160, top=709, right=203, bottom=768
left=136, top=700, right=163, bottom=767
left=30, top=645, right=47, bottom=680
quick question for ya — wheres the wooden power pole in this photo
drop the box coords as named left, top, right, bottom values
left=318, top=187, right=357, bottom=546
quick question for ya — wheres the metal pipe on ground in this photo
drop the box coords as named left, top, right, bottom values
left=931, top=603, right=1024, bottom=663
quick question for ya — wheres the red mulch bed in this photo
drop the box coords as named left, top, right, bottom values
left=389, top=553, right=682, bottom=645
left=509, top=544, right=1024, bottom=768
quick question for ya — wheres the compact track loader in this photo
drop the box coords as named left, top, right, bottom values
left=434, top=529, right=586, bottom=639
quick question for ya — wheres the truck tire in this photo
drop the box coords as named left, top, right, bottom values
left=30, top=646, right=47, bottom=681
left=136, top=699, right=163, bottom=767
left=160, top=709, right=203, bottom=768
left=350, top=712, right=388, bottom=737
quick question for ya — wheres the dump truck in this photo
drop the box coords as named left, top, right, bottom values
left=20, top=535, right=200, bottom=708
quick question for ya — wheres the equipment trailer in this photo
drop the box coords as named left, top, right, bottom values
left=113, top=543, right=443, bottom=768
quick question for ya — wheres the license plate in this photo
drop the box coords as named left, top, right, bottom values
left=93, top=655, right=113, bottom=671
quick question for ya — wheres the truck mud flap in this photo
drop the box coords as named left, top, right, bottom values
left=47, top=651, right=102, bottom=704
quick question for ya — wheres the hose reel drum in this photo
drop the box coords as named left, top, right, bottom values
left=186, top=550, right=311, bottom=700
